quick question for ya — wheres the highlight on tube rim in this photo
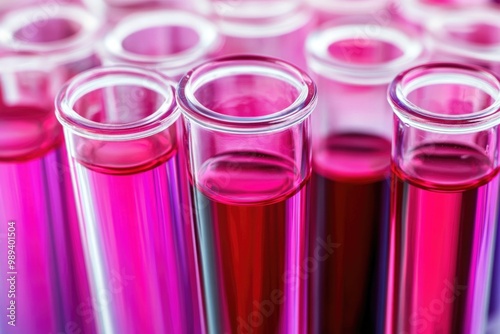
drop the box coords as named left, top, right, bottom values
left=0, top=5, right=100, bottom=63
left=177, top=55, right=317, bottom=134
left=389, top=63, right=500, bottom=134
left=103, top=10, right=220, bottom=77
left=427, top=9, right=500, bottom=63
left=306, top=23, right=424, bottom=85
left=56, top=66, right=179, bottom=141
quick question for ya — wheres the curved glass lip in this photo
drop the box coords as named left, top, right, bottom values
left=56, top=66, right=179, bottom=141
left=0, top=4, right=100, bottom=64
left=306, top=23, right=424, bottom=85
left=307, top=0, right=389, bottom=14
left=427, top=9, right=500, bottom=63
left=102, top=10, right=220, bottom=77
left=177, top=55, right=317, bottom=134
left=389, top=63, right=500, bottom=134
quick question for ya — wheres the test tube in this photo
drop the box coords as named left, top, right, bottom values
left=178, top=55, right=316, bottom=334
left=203, top=0, right=314, bottom=70
left=386, top=63, right=500, bottom=334
left=0, top=5, right=100, bottom=334
left=425, top=9, right=500, bottom=325
left=305, top=22, right=424, bottom=334
left=101, top=9, right=220, bottom=80
left=56, top=66, right=204, bottom=334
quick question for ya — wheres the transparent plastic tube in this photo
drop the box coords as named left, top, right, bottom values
left=177, top=56, right=316, bottom=334
left=305, top=22, right=424, bottom=334
left=0, top=5, right=100, bottom=334
left=386, top=63, right=500, bottom=334
left=204, top=0, right=314, bottom=70
left=101, top=9, right=220, bottom=80
left=56, top=66, right=204, bottom=334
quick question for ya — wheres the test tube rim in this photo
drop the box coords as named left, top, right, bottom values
left=0, top=4, right=100, bottom=65
left=388, top=62, right=500, bottom=134
left=177, top=55, right=317, bottom=134
left=56, top=65, right=179, bottom=141
left=306, top=23, right=424, bottom=85
left=102, top=9, right=221, bottom=78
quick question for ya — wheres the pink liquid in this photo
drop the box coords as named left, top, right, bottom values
left=192, top=151, right=310, bottom=334
left=0, top=105, right=94, bottom=334
left=387, top=143, right=499, bottom=334
left=71, top=139, right=203, bottom=333
left=309, top=133, right=391, bottom=334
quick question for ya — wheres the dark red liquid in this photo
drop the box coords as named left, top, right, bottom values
left=387, top=143, right=499, bottom=334
left=310, top=133, right=391, bottom=334
left=192, top=151, right=309, bottom=334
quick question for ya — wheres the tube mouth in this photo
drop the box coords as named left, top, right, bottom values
left=307, top=0, right=389, bottom=15
left=212, top=1, right=312, bottom=38
left=177, top=55, right=317, bottom=134
left=427, top=9, right=500, bottom=63
left=0, top=5, right=100, bottom=63
left=306, top=23, right=423, bottom=84
left=103, top=10, right=220, bottom=77
left=389, top=63, right=500, bottom=133
left=56, top=66, right=179, bottom=141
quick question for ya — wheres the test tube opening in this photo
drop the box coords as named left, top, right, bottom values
left=307, top=24, right=423, bottom=84
left=389, top=63, right=500, bottom=133
left=0, top=5, right=100, bottom=55
left=178, top=55, right=316, bottom=133
left=104, top=11, right=219, bottom=76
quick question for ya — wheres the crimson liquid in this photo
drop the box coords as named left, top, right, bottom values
left=192, top=151, right=310, bottom=334
left=309, top=133, right=391, bottom=333
left=387, top=142, right=499, bottom=334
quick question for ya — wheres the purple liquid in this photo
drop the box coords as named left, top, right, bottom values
left=309, top=133, right=391, bottom=334
left=387, top=143, right=499, bottom=334
left=0, top=105, right=93, bottom=334
left=192, top=151, right=310, bottom=334
left=71, top=136, right=203, bottom=333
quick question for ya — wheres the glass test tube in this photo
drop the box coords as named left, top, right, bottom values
left=178, top=55, right=316, bottom=334
left=426, top=9, right=500, bottom=326
left=102, top=9, right=220, bottom=80
left=386, top=63, right=500, bottom=334
left=205, top=0, right=314, bottom=70
left=305, top=22, right=424, bottom=334
left=0, top=5, right=100, bottom=334
left=56, top=66, right=204, bottom=334
left=102, top=8, right=220, bottom=226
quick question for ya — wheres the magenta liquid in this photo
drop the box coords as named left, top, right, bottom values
left=70, top=135, right=203, bottom=333
left=387, top=143, right=499, bottom=334
left=0, top=105, right=94, bottom=334
left=309, top=133, right=390, bottom=334
left=192, top=151, right=310, bottom=334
